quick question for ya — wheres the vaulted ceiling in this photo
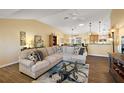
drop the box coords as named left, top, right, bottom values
left=0, top=9, right=112, bottom=35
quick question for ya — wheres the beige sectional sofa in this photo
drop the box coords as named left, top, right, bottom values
left=19, top=46, right=87, bottom=79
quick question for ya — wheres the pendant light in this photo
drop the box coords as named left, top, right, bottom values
left=99, top=21, right=101, bottom=33
left=89, top=22, right=92, bottom=35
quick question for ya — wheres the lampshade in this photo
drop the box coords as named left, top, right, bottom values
left=110, top=26, right=115, bottom=32
left=111, top=29, right=115, bottom=32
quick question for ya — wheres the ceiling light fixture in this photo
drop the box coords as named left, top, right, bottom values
left=99, top=21, right=101, bottom=32
left=79, top=24, right=84, bottom=26
left=64, top=9, right=80, bottom=20
left=89, top=22, right=92, bottom=35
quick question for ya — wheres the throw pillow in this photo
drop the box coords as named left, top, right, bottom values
left=27, top=51, right=38, bottom=63
left=27, top=50, right=44, bottom=64
left=73, top=47, right=80, bottom=55
left=79, top=48, right=85, bottom=55
left=57, top=46, right=63, bottom=53
left=35, top=50, right=44, bottom=61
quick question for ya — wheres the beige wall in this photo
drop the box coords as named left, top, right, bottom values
left=111, top=9, right=124, bottom=52
left=0, top=19, right=64, bottom=66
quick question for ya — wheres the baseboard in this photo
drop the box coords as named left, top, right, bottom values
left=0, top=60, right=19, bottom=68
left=88, top=54, right=108, bottom=57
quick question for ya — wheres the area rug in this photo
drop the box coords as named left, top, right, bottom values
left=32, top=63, right=89, bottom=83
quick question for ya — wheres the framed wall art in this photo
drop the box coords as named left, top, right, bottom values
left=20, top=31, right=26, bottom=46
left=34, top=35, right=42, bottom=48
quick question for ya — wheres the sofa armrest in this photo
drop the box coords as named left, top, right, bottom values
left=83, top=52, right=87, bottom=56
left=76, top=55, right=86, bottom=60
left=32, top=60, right=49, bottom=72
left=73, top=55, right=86, bottom=64
left=19, top=59, right=35, bottom=67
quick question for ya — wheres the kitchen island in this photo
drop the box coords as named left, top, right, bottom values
left=88, top=43, right=113, bottom=57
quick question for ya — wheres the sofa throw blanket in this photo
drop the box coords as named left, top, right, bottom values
left=27, top=50, right=44, bottom=63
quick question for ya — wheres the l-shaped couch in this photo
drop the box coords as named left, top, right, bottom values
left=19, top=46, right=87, bottom=79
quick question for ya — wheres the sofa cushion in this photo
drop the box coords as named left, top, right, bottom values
left=52, top=46, right=57, bottom=53
left=20, top=49, right=36, bottom=59
left=71, top=55, right=86, bottom=64
left=46, top=47, right=55, bottom=56
left=63, top=54, right=73, bottom=61
left=62, top=46, right=66, bottom=53
left=63, top=54, right=86, bottom=64
left=52, top=53, right=63, bottom=60
left=65, top=47, right=74, bottom=54
left=45, top=56, right=58, bottom=64
left=32, top=60, right=50, bottom=72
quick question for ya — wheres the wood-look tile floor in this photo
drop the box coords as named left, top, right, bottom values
left=86, top=56, right=114, bottom=83
left=0, top=64, right=33, bottom=83
left=0, top=56, right=114, bottom=83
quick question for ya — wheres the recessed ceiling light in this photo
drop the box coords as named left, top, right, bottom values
left=79, top=24, right=84, bottom=26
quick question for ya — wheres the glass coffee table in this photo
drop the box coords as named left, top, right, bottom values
left=49, top=60, right=89, bottom=83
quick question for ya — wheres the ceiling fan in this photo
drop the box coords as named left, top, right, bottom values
left=64, top=10, right=84, bottom=21
left=64, top=13, right=79, bottom=20
left=64, top=12, right=78, bottom=20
